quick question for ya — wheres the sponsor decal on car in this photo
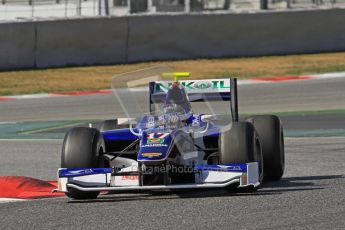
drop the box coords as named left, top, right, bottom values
left=218, top=165, right=243, bottom=171
left=145, top=132, right=170, bottom=145
left=142, top=143, right=168, bottom=147
left=147, top=138, right=164, bottom=144
left=122, top=175, right=139, bottom=180
left=147, top=132, right=170, bottom=139
left=142, top=152, right=162, bottom=157
left=154, top=79, right=230, bottom=93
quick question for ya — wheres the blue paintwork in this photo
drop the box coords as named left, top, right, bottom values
left=204, top=125, right=221, bottom=137
left=195, top=164, right=247, bottom=172
left=59, top=168, right=112, bottom=178
left=137, top=130, right=174, bottom=161
left=100, top=81, right=228, bottom=163
left=150, top=92, right=231, bottom=104
left=102, top=128, right=138, bottom=141
left=100, top=103, right=224, bottom=143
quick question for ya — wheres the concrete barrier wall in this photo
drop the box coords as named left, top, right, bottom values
left=0, top=9, right=345, bottom=70
left=0, top=22, right=36, bottom=69
left=36, top=18, right=128, bottom=68
left=128, top=9, right=345, bottom=61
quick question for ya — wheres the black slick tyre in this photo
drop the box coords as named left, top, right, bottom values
left=218, top=121, right=263, bottom=191
left=247, top=115, right=285, bottom=181
left=61, top=127, right=105, bottom=199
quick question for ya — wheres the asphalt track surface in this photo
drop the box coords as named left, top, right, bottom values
left=0, top=137, right=344, bottom=229
left=0, top=77, right=345, bottom=122
left=0, top=77, right=345, bottom=229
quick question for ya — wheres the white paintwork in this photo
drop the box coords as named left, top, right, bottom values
left=200, top=171, right=242, bottom=183
left=57, top=163, right=260, bottom=193
left=200, top=114, right=218, bottom=122
left=111, top=163, right=139, bottom=186
left=112, top=175, right=139, bottom=186
left=58, top=173, right=111, bottom=192
left=67, top=178, right=242, bottom=192
left=57, top=177, right=68, bottom=192
left=247, top=162, right=259, bottom=185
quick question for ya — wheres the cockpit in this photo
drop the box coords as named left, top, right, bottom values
left=163, top=81, right=192, bottom=120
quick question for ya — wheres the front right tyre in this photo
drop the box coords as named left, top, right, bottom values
left=61, top=127, right=105, bottom=199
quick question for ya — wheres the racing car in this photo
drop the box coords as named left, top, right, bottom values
left=56, top=69, right=285, bottom=199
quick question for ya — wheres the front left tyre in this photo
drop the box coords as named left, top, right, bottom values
left=218, top=121, right=263, bottom=192
left=247, top=115, right=285, bottom=181
left=61, top=127, right=105, bottom=199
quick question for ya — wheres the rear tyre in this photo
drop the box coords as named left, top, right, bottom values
left=247, top=115, right=285, bottom=181
left=100, top=119, right=129, bottom=132
left=61, top=127, right=105, bottom=199
left=218, top=122, right=263, bottom=191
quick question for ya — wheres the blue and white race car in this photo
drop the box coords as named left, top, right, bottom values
left=56, top=68, right=285, bottom=199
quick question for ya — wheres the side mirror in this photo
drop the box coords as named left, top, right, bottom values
left=200, top=115, right=218, bottom=122
left=117, top=118, right=137, bottom=125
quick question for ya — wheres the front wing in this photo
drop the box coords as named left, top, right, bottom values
left=56, top=163, right=260, bottom=193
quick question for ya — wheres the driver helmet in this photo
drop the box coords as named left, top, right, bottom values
left=164, top=82, right=192, bottom=119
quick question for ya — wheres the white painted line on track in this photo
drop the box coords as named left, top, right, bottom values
left=0, top=198, right=25, bottom=203
left=285, top=136, right=345, bottom=140
left=312, top=71, right=345, bottom=79
left=0, top=122, right=17, bottom=124
left=0, top=197, right=66, bottom=204
left=8, top=93, right=51, bottom=100
left=0, top=139, right=61, bottom=141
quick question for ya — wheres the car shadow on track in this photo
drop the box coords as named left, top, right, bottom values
left=67, top=175, right=343, bottom=204
left=260, top=174, right=343, bottom=193
left=67, top=190, right=273, bottom=204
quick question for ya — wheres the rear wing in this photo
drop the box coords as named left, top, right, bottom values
left=149, top=78, right=238, bottom=122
